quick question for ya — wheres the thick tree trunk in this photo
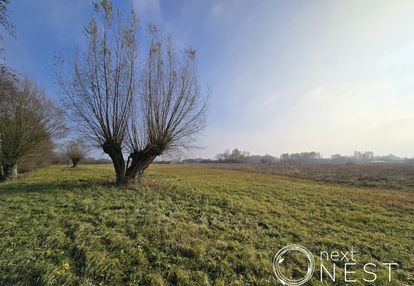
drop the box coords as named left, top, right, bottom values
left=71, top=158, right=80, bottom=168
left=0, top=163, right=17, bottom=180
left=102, top=142, right=127, bottom=186
left=125, top=147, right=159, bottom=184
left=102, top=142, right=159, bottom=186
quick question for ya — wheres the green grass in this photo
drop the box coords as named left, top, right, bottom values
left=0, top=165, right=413, bottom=285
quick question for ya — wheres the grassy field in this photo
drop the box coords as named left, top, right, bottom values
left=0, top=164, right=413, bottom=285
left=210, top=163, right=414, bottom=191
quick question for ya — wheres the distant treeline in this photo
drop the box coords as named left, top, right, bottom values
left=177, top=148, right=410, bottom=165
left=179, top=148, right=280, bottom=164
left=31, top=148, right=411, bottom=169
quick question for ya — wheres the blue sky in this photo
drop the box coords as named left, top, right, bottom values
left=3, top=0, right=414, bottom=158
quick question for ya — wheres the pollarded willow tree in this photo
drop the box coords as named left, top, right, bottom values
left=57, top=0, right=206, bottom=185
left=64, top=140, right=88, bottom=168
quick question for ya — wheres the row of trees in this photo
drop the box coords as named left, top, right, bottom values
left=280, top=152, right=321, bottom=162
left=207, top=149, right=403, bottom=165
left=278, top=151, right=397, bottom=163
left=214, top=148, right=278, bottom=164
left=216, top=148, right=250, bottom=162
left=330, top=151, right=400, bottom=163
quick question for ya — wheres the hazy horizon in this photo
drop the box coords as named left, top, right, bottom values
left=3, top=0, right=414, bottom=158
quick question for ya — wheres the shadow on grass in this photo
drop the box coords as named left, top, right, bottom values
left=0, top=178, right=115, bottom=195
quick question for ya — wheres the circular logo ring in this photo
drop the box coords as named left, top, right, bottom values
left=272, top=244, right=315, bottom=286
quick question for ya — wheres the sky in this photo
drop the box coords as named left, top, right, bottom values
left=2, top=0, right=414, bottom=158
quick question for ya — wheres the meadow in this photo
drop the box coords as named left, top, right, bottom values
left=210, top=162, right=414, bottom=191
left=0, top=164, right=413, bottom=285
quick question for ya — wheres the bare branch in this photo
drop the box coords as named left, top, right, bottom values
left=56, top=1, right=206, bottom=185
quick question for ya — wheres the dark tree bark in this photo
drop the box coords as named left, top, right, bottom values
left=124, top=147, right=159, bottom=183
left=0, top=163, right=16, bottom=180
left=102, top=142, right=126, bottom=185
left=71, top=158, right=80, bottom=168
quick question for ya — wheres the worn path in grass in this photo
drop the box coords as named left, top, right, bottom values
left=0, top=164, right=413, bottom=285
